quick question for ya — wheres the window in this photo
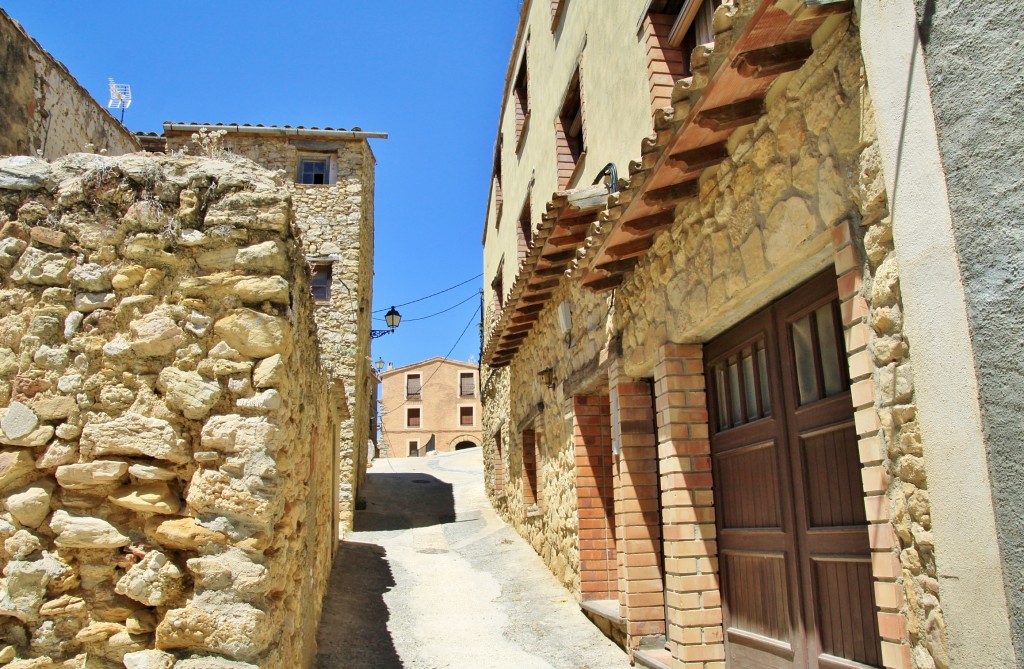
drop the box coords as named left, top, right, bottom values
left=556, top=68, right=585, bottom=189
left=459, top=406, right=474, bottom=427
left=674, top=0, right=721, bottom=78
left=550, top=0, right=569, bottom=30
left=408, top=441, right=419, bottom=457
left=491, top=258, right=505, bottom=323
left=407, top=407, right=421, bottom=428
left=517, top=194, right=532, bottom=265
left=459, top=372, right=476, bottom=397
left=522, top=429, right=538, bottom=507
left=310, top=263, right=332, bottom=302
left=494, top=135, right=504, bottom=226
left=406, top=374, right=422, bottom=400
left=513, top=46, right=530, bottom=148
left=297, top=157, right=332, bottom=185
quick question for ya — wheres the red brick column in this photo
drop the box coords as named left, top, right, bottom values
left=654, top=343, right=725, bottom=667
left=642, top=13, right=686, bottom=115
left=608, top=361, right=665, bottom=647
left=831, top=222, right=909, bottom=669
left=522, top=428, right=538, bottom=507
left=574, top=395, right=616, bottom=601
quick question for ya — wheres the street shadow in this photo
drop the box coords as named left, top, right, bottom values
left=314, top=541, right=403, bottom=669
left=354, top=473, right=455, bottom=532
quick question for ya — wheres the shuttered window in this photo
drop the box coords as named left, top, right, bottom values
left=407, top=408, right=420, bottom=428
left=459, top=372, right=475, bottom=397
left=460, top=406, right=474, bottom=426
left=406, top=374, right=421, bottom=400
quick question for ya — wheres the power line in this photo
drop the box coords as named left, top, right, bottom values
left=373, top=291, right=478, bottom=324
left=373, top=273, right=482, bottom=313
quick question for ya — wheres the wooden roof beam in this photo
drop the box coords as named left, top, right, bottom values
left=606, top=236, right=655, bottom=259
left=733, top=40, right=813, bottom=79
left=548, top=231, right=587, bottom=247
left=596, top=257, right=640, bottom=274
left=622, top=210, right=676, bottom=234
left=642, top=179, right=701, bottom=209
left=540, top=249, right=577, bottom=264
left=694, top=98, right=765, bottom=132
left=583, top=274, right=624, bottom=292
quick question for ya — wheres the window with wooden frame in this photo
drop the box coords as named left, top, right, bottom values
left=513, top=44, right=530, bottom=150
left=516, top=193, right=532, bottom=266
left=406, top=407, right=421, bottom=428
left=491, top=257, right=505, bottom=323
left=459, top=406, right=474, bottom=427
left=459, top=372, right=476, bottom=397
left=493, top=135, right=504, bottom=226
left=405, top=374, right=422, bottom=400
left=556, top=67, right=585, bottom=189
left=309, top=262, right=332, bottom=302
left=550, top=0, right=569, bottom=31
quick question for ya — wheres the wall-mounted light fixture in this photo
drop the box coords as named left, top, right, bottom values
left=538, top=368, right=555, bottom=389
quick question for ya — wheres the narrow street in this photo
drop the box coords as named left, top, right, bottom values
left=314, top=448, right=631, bottom=669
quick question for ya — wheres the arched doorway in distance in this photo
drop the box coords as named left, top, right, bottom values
left=454, top=441, right=477, bottom=451
left=448, top=435, right=481, bottom=452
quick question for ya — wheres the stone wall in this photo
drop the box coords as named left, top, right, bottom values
left=484, top=15, right=950, bottom=668
left=166, top=132, right=375, bottom=532
left=0, top=152, right=338, bottom=668
left=0, top=10, right=140, bottom=160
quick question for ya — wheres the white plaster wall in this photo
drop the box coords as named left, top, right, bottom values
left=857, top=1, right=1016, bottom=666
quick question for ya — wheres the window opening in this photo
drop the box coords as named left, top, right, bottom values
left=408, top=441, right=419, bottom=457
left=406, top=407, right=421, bottom=428
left=557, top=68, right=585, bottom=189
left=310, top=263, right=332, bottom=302
left=459, top=372, right=476, bottom=397
left=406, top=374, right=422, bottom=400
left=460, top=406, right=474, bottom=426
left=517, top=195, right=532, bottom=265
left=297, top=157, right=330, bottom=185
left=514, top=46, right=530, bottom=147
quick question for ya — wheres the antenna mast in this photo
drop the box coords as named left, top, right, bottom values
left=107, top=78, right=132, bottom=123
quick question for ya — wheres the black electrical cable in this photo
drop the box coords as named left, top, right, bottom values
left=373, top=291, right=478, bottom=324
left=372, top=273, right=482, bottom=313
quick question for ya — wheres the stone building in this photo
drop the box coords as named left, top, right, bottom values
left=481, top=2, right=1021, bottom=668
left=161, top=123, right=385, bottom=531
left=0, top=9, right=140, bottom=160
left=0, top=151, right=340, bottom=668
left=379, top=357, right=481, bottom=458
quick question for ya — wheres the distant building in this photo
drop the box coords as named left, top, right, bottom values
left=0, top=8, right=139, bottom=158
left=379, top=357, right=481, bottom=458
left=163, top=122, right=386, bottom=531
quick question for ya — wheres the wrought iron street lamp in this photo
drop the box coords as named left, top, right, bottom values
left=370, top=306, right=402, bottom=339
left=375, top=357, right=386, bottom=372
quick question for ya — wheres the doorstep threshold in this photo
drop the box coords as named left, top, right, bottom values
left=579, top=598, right=624, bottom=625
left=632, top=647, right=673, bottom=669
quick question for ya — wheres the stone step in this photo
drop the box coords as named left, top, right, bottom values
left=632, top=647, right=673, bottom=669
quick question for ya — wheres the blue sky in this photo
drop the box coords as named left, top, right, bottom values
left=2, top=1, right=520, bottom=369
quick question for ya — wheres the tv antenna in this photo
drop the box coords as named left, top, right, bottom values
left=107, top=78, right=132, bottom=123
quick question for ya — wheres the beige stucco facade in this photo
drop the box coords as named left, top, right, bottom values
left=379, top=357, right=481, bottom=458
left=165, top=124, right=382, bottom=531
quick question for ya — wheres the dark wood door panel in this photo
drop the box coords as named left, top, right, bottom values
left=708, top=270, right=880, bottom=669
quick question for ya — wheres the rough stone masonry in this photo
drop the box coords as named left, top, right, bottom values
left=0, top=152, right=339, bottom=668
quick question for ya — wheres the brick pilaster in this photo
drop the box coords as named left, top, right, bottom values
left=642, top=13, right=686, bottom=116
left=654, top=343, right=725, bottom=668
left=608, top=361, right=666, bottom=647
left=831, top=221, right=910, bottom=669
left=574, top=395, right=617, bottom=601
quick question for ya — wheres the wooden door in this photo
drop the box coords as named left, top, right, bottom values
left=706, top=271, right=880, bottom=669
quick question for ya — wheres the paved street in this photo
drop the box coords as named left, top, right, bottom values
left=314, top=448, right=631, bottom=669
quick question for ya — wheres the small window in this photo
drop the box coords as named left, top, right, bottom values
left=493, top=135, right=504, bottom=226
left=675, top=0, right=722, bottom=78
left=408, top=441, right=419, bottom=457
left=491, top=258, right=505, bottom=318
left=459, top=372, right=476, bottom=397
left=310, top=263, right=332, bottom=302
left=556, top=68, right=584, bottom=189
left=406, top=374, right=422, bottom=400
left=407, top=407, right=421, bottom=428
left=517, top=195, right=532, bottom=264
left=297, top=157, right=331, bottom=185
left=460, top=406, right=474, bottom=426
left=514, top=47, right=530, bottom=147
